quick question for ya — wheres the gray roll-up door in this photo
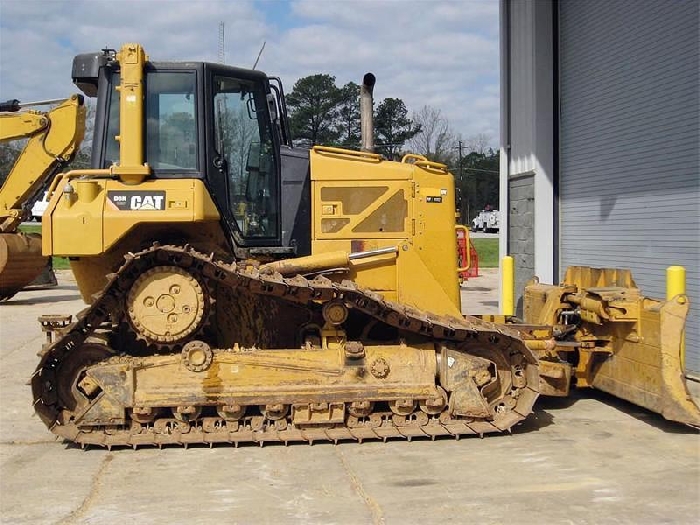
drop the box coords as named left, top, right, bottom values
left=558, top=0, right=699, bottom=373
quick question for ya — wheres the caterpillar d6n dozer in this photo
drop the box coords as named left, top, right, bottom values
left=29, top=44, right=698, bottom=448
left=0, top=95, right=85, bottom=299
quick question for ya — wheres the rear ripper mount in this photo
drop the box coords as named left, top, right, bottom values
left=32, top=245, right=538, bottom=448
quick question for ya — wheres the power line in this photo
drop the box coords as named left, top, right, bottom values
left=463, top=167, right=499, bottom=174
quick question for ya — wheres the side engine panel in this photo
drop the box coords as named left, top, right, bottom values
left=309, top=147, right=462, bottom=317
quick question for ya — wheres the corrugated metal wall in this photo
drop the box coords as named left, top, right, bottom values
left=558, top=0, right=700, bottom=372
left=508, top=0, right=537, bottom=176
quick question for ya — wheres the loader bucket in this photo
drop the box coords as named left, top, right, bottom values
left=586, top=292, right=700, bottom=427
left=0, top=232, right=50, bottom=300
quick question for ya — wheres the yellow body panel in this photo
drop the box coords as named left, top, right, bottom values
left=309, top=147, right=461, bottom=317
left=44, top=175, right=221, bottom=301
left=44, top=177, right=219, bottom=256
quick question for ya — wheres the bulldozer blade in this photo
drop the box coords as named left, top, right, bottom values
left=586, top=294, right=700, bottom=427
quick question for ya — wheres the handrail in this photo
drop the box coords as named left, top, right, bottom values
left=401, top=153, right=428, bottom=163
left=312, top=145, right=382, bottom=161
left=414, top=159, right=448, bottom=173
left=455, top=225, right=470, bottom=272
left=401, top=153, right=447, bottom=173
left=402, top=153, right=448, bottom=173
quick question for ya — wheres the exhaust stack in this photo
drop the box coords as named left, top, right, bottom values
left=360, top=73, right=376, bottom=152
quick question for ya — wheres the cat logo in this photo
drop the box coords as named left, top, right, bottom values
left=130, top=195, right=164, bottom=210
left=107, top=191, right=166, bottom=211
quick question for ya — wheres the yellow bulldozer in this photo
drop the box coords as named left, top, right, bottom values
left=2, top=43, right=695, bottom=448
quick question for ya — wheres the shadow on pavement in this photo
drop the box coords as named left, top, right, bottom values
left=6, top=292, right=82, bottom=305
left=524, top=388, right=700, bottom=435
left=514, top=409, right=556, bottom=434
left=585, top=388, right=700, bottom=435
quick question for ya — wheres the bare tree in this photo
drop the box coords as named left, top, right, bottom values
left=464, top=132, right=493, bottom=155
left=407, top=105, right=456, bottom=165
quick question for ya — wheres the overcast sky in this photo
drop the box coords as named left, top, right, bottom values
left=0, top=0, right=499, bottom=145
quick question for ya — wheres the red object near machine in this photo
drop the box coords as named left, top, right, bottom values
left=456, top=227, right=479, bottom=282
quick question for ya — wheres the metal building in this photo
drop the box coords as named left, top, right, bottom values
left=499, top=0, right=699, bottom=374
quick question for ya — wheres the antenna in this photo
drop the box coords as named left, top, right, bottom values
left=252, top=41, right=266, bottom=69
left=218, top=22, right=225, bottom=63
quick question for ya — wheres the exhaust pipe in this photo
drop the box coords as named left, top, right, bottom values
left=360, top=73, right=376, bottom=152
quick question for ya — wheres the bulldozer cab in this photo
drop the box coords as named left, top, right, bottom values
left=74, top=49, right=295, bottom=253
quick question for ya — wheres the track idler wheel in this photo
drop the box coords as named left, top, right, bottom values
left=348, top=400, right=373, bottom=418
left=389, top=399, right=416, bottom=415
left=173, top=406, right=202, bottom=422
left=130, top=406, right=159, bottom=423
left=218, top=404, right=246, bottom=421
left=420, top=387, right=448, bottom=415
left=262, top=404, right=290, bottom=421
left=55, top=343, right=113, bottom=416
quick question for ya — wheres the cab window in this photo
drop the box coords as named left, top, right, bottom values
left=103, top=71, right=197, bottom=171
left=146, top=72, right=197, bottom=170
left=213, top=75, right=278, bottom=239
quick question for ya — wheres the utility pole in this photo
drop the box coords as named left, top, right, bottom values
left=457, top=140, right=464, bottom=184
left=456, top=140, right=468, bottom=223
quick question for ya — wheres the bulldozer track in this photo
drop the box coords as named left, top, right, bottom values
left=31, top=244, right=539, bottom=448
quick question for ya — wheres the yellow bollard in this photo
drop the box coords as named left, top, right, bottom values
left=666, top=266, right=686, bottom=371
left=502, top=256, right=514, bottom=316
left=666, top=266, right=686, bottom=301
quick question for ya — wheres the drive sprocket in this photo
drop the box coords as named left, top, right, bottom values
left=126, top=265, right=207, bottom=345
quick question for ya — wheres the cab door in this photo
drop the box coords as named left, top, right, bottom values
left=205, top=67, right=281, bottom=248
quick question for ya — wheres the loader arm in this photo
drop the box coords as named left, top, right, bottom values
left=0, top=95, right=86, bottom=300
left=0, top=95, right=86, bottom=232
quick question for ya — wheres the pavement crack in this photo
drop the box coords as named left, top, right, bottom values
left=58, top=454, right=113, bottom=524
left=335, top=447, right=385, bottom=525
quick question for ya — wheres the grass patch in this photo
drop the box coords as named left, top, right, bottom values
left=51, top=257, right=71, bottom=270
left=18, top=223, right=41, bottom=234
left=471, top=238, right=499, bottom=268
left=17, top=223, right=71, bottom=270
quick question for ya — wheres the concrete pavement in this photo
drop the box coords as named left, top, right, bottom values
left=460, top=268, right=500, bottom=315
left=1, top=272, right=698, bottom=524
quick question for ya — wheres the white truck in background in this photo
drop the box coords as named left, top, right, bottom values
left=31, top=192, right=50, bottom=222
left=472, top=208, right=500, bottom=233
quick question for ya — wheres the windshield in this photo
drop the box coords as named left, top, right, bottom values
left=104, top=71, right=197, bottom=171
